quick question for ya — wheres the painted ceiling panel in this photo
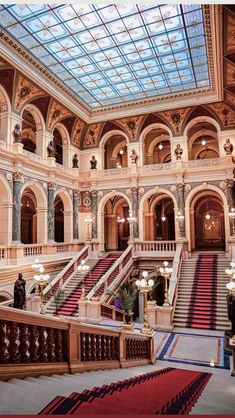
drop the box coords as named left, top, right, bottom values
left=0, top=3, right=210, bottom=110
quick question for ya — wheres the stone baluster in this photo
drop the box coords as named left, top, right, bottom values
left=91, top=190, right=98, bottom=239
left=73, top=189, right=79, bottom=240
left=47, top=182, right=55, bottom=242
left=12, top=171, right=24, bottom=243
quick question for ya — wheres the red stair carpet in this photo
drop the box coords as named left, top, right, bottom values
left=186, top=254, right=218, bottom=330
left=57, top=253, right=120, bottom=317
left=39, top=367, right=211, bottom=415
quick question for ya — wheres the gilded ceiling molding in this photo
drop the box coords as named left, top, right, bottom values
left=207, top=102, right=235, bottom=128
left=71, top=118, right=86, bottom=147
left=14, top=74, right=42, bottom=112
left=117, top=116, right=143, bottom=141
left=47, top=100, right=71, bottom=131
left=203, top=4, right=219, bottom=92
left=83, top=123, right=102, bottom=148
left=158, top=107, right=192, bottom=135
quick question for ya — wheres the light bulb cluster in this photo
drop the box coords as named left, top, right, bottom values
left=175, top=211, right=185, bottom=220
left=225, top=262, right=235, bottom=293
left=159, top=260, right=173, bottom=276
left=117, top=216, right=125, bottom=223
left=77, top=259, right=90, bottom=274
left=135, top=271, right=154, bottom=289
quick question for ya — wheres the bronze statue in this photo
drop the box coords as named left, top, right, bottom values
left=174, top=144, right=183, bottom=160
left=130, top=149, right=138, bottom=164
left=90, top=155, right=97, bottom=169
left=224, top=138, right=233, bottom=155
left=13, top=124, right=22, bottom=143
left=13, top=273, right=26, bottom=310
left=72, top=153, right=79, bottom=168
left=47, top=140, right=56, bottom=158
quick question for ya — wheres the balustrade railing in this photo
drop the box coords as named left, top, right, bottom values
left=100, top=303, right=125, bottom=322
left=87, top=246, right=133, bottom=300
left=134, top=240, right=177, bottom=253
left=43, top=245, right=88, bottom=302
left=24, top=245, right=43, bottom=257
left=0, top=305, right=154, bottom=380
left=0, top=248, right=7, bottom=259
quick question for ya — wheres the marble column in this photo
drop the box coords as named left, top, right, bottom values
left=226, top=179, right=235, bottom=236
left=91, top=190, right=98, bottom=239
left=176, top=183, right=186, bottom=239
left=12, top=172, right=24, bottom=243
left=47, top=182, right=55, bottom=242
left=131, top=186, right=139, bottom=238
left=73, top=189, right=79, bottom=240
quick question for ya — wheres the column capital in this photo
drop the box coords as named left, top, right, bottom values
left=13, top=171, right=24, bottom=183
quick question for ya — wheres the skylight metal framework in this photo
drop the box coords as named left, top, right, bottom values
left=0, top=4, right=210, bottom=110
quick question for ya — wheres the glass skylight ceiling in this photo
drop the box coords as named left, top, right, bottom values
left=0, top=4, right=210, bottom=110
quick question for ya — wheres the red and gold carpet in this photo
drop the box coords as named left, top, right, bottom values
left=39, top=367, right=211, bottom=415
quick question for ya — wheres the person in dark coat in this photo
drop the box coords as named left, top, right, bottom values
left=13, top=273, right=26, bottom=310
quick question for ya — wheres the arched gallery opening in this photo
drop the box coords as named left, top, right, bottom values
left=104, top=196, right=130, bottom=251
left=21, top=188, right=37, bottom=244
left=53, top=128, right=63, bottom=165
left=22, top=109, right=37, bottom=154
left=188, top=121, right=219, bottom=160
left=54, top=196, right=64, bottom=242
left=144, top=193, right=175, bottom=241
left=104, top=134, right=127, bottom=169
left=190, top=190, right=225, bottom=251
left=143, top=127, right=171, bottom=165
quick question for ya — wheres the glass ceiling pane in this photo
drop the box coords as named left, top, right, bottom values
left=1, top=4, right=210, bottom=110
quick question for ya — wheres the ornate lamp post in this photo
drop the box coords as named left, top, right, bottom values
left=84, top=214, right=93, bottom=241
left=127, top=213, right=137, bottom=241
left=175, top=211, right=185, bottom=238
left=225, top=262, right=235, bottom=295
left=135, top=271, right=154, bottom=334
left=33, top=265, right=50, bottom=313
left=77, top=259, right=90, bottom=300
left=159, top=261, right=173, bottom=307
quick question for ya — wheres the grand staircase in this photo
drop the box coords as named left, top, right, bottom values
left=46, top=253, right=120, bottom=317
left=174, top=251, right=230, bottom=330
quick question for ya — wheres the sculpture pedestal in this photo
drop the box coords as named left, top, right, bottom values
left=156, top=306, right=173, bottom=331
left=12, top=142, right=24, bottom=154
left=26, top=295, right=41, bottom=313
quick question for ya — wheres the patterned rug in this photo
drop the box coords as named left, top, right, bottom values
left=157, top=332, right=230, bottom=370
left=39, top=367, right=211, bottom=415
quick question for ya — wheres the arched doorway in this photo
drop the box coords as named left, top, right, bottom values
left=21, top=189, right=37, bottom=244
left=143, top=127, right=171, bottom=164
left=54, top=196, right=64, bottom=242
left=143, top=193, right=175, bottom=240
left=187, top=121, right=219, bottom=160
left=104, top=134, right=127, bottom=169
left=191, top=191, right=225, bottom=250
left=104, top=196, right=130, bottom=251
left=22, top=109, right=37, bottom=153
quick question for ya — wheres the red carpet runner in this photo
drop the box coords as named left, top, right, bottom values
left=57, top=253, right=120, bottom=317
left=39, top=367, right=211, bottom=415
left=186, top=254, right=218, bottom=330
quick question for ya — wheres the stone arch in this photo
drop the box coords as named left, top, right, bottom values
left=139, top=187, right=178, bottom=241
left=20, top=104, right=45, bottom=157
left=139, top=123, right=172, bottom=166
left=0, top=84, right=12, bottom=145
left=20, top=181, right=47, bottom=243
left=184, top=116, right=221, bottom=138
left=97, top=190, right=132, bottom=250
left=0, top=290, right=13, bottom=303
left=54, top=189, right=73, bottom=242
left=99, top=130, right=130, bottom=169
left=185, top=184, right=229, bottom=253
left=0, top=173, right=12, bottom=245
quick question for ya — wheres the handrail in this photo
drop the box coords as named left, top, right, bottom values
left=43, top=245, right=88, bottom=303
left=168, top=244, right=183, bottom=307
left=86, top=246, right=132, bottom=300
left=102, top=256, right=134, bottom=303
left=0, top=305, right=154, bottom=380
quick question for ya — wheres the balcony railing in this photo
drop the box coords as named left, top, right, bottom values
left=133, top=240, right=177, bottom=254
left=0, top=305, right=154, bottom=380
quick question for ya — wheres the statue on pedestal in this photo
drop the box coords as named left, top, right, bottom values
left=224, top=138, right=233, bottom=155
left=174, top=144, right=183, bottom=160
left=13, top=273, right=26, bottom=310
left=47, top=141, right=56, bottom=158
left=72, top=153, right=79, bottom=168
left=90, top=155, right=97, bottom=169
left=13, top=124, right=22, bottom=143
left=130, top=149, right=138, bottom=164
